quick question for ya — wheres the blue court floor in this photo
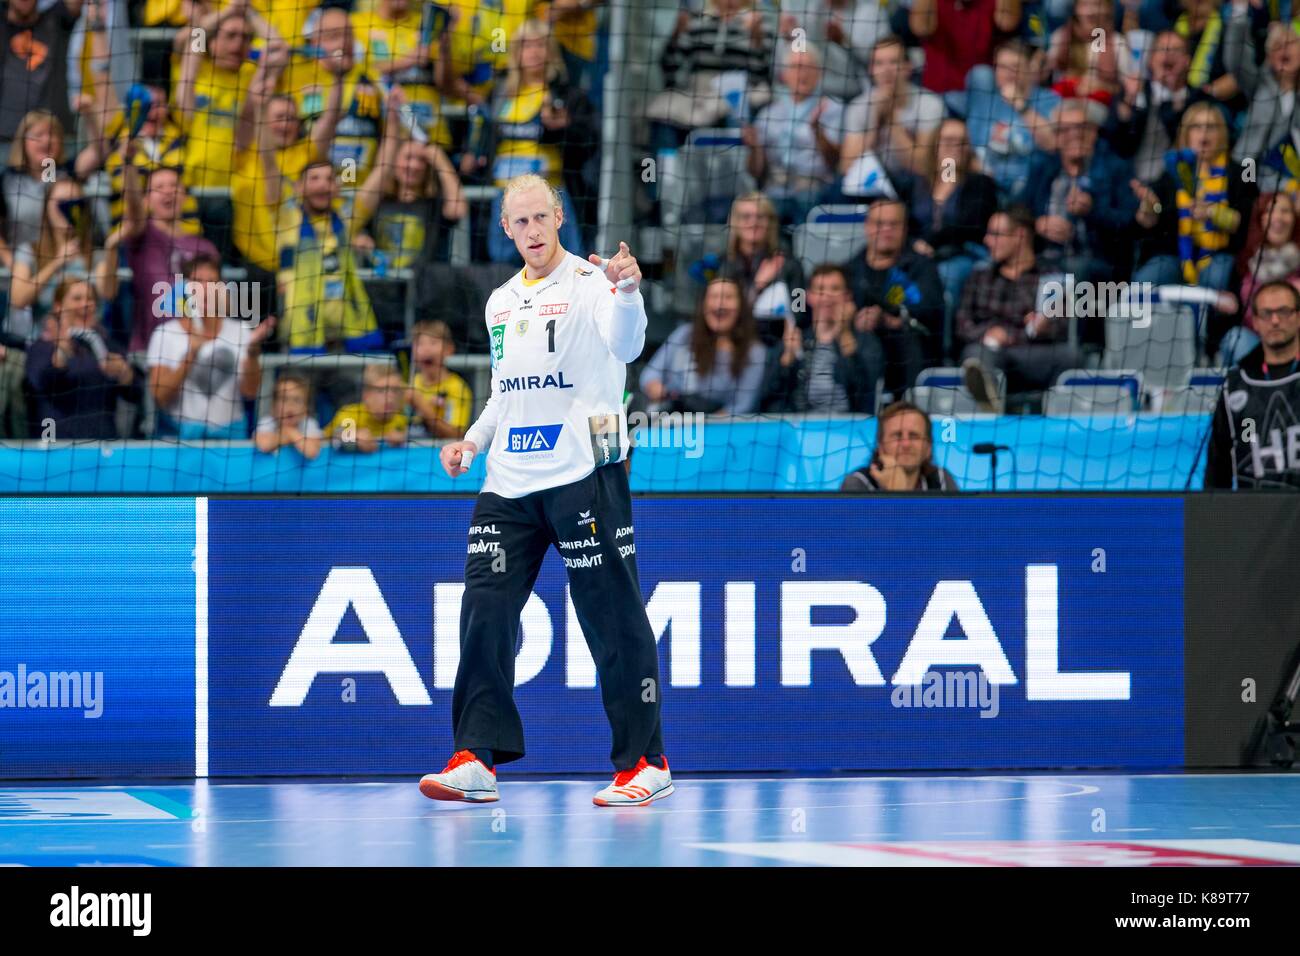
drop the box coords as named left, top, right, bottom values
left=1, top=773, right=1298, bottom=866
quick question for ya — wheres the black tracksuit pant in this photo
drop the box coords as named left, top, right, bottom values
left=452, top=462, right=664, bottom=770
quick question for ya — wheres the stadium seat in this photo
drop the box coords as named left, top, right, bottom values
left=1044, top=369, right=1145, bottom=417
left=916, top=365, right=1007, bottom=402
left=668, top=223, right=731, bottom=318
left=1160, top=367, right=1226, bottom=415
left=792, top=207, right=869, bottom=277
left=906, top=385, right=982, bottom=416
left=1104, top=302, right=1196, bottom=393
left=660, top=128, right=756, bottom=227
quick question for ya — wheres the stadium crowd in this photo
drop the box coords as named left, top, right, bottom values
left=0, top=0, right=1298, bottom=490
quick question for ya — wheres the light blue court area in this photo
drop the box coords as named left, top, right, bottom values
left=0, top=774, right=1298, bottom=866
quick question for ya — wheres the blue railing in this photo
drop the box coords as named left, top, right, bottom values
left=0, top=414, right=1213, bottom=493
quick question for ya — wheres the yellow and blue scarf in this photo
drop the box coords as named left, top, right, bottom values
left=1169, top=148, right=1230, bottom=285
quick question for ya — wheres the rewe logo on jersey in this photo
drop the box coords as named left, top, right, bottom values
left=539, top=303, right=568, bottom=316
left=507, top=424, right=563, bottom=453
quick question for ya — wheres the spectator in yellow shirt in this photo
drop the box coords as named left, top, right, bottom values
left=408, top=319, right=471, bottom=439
left=326, top=363, right=409, bottom=452
left=230, top=36, right=343, bottom=278
left=146, top=0, right=314, bottom=43
left=286, top=6, right=386, bottom=203
left=275, top=159, right=382, bottom=354
left=352, top=84, right=467, bottom=269
left=171, top=0, right=261, bottom=190
left=351, top=0, right=451, bottom=148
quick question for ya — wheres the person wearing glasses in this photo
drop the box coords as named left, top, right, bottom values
left=1205, top=281, right=1300, bottom=490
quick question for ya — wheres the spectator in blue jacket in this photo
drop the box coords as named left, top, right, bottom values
left=843, top=198, right=946, bottom=389
left=1016, top=98, right=1139, bottom=287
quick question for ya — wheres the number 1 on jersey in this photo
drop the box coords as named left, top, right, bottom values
left=546, top=318, right=556, bottom=353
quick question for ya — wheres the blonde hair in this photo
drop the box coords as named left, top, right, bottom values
left=726, top=192, right=779, bottom=258
left=362, top=362, right=403, bottom=389
left=499, top=173, right=563, bottom=223
left=1177, top=101, right=1229, bottom=155
left=505, top=19, right=566, bottom=97
left=8, top=110, right=66, bottom=170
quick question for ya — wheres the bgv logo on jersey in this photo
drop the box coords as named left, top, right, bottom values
left=506, top=424, right=563, bottom=455
left=538, top=303, right=568, bottom=316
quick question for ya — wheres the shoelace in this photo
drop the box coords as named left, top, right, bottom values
left=612, top=760, right=647, bottom=788
left=443, top=750, right=479, bottom=773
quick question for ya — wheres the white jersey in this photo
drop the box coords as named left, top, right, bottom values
left=464, top=250, right=648, bottom=498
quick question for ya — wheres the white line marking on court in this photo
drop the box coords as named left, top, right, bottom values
left=195, top=496, right=209, bottom=779
left=0, top=778, right=1105, bottom=826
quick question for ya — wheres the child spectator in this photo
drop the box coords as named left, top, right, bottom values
left=255, top=370, right=323, bottom=458
left=408, top=319, right=471, bottom=440
left=326, top=362, right=409, bottom=452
